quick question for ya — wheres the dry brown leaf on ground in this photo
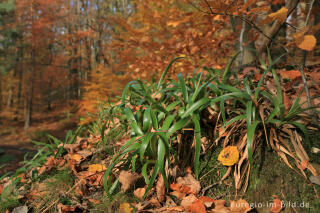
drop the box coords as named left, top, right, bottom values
left=156, top=174, right=166, bottom=202
left=57, top=203, right=76, bottom=212
left=118, top=170, right=140, bottom=192
left=176, top=173, right=201, bottom=194
left=170, top=190, right=186, bottom=200
left=180, top=194, right=197, bottom=209
left=198, top=196, right=215, bottom=208
left=210, top=200, right=230, bottom=213
left=134, top=187, right=146, bottom=200
left=186, top=199, right=207, bottom=213
left=149, top=197, right=162, bottom=208
left=229, top=199, right=251, bottom=213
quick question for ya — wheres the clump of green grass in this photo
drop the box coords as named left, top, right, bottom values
left=101, top=51, right=318, bottom=200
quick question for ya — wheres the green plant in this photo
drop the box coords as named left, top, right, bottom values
left=103, top=57, right=224, bottom=197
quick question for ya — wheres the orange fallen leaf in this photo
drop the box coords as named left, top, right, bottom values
left=268, top=7, right=288, bottom=24
left=218, top=146, right=239, bottom=166
left=88, top=164, right=106, bottom=173
left=71, top=154, right=82, bottom=163
left=270, top=197, right=283, bottom=213
left=176, top=173, right=201, bottom=194
left=187, top=199, right=207, bottom=213
left=170, top=183, right=193, bottom=194
left=297, top=35, right=317, bottom=51
left=198, top=196, right=215, bottom=208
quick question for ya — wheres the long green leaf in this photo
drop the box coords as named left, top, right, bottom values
left=157, top=57, right=185, bottom=90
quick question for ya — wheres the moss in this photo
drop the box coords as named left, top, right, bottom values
left=245, top=149, right=320, bottom=213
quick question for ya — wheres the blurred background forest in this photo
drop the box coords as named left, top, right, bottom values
left=0, top=0, right=319, bottom=135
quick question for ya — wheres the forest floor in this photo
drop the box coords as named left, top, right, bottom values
left=0, top=65, right=320, bottom=213
left=0, top=105, right=78, bottom=176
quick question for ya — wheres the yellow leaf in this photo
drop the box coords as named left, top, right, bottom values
left=72, top=154, right=82, bottom=162
left=118, top=203, right=133, bottom=213
left=167, top=21, right=181, bottom=27
left=296, top=35, right=317, bottom=51
left=88, top=164, right=106, bottom=173
left=218, top=146, right=239, bottom=166
left=268, top=7, right=288, bottom=24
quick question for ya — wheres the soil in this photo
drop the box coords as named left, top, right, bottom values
left=0, top=106, right=78, bottom=177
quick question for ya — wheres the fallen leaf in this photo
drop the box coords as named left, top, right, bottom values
left=118, top=203, right=133, bottom=213
left=198, top=196, right=215, bottom=208
left=297, top=35, right=317, bottom=51
left=118, top=171, right=140, bottom=192
left=88, top=164, right=106, bottom=173
left=309, top=175, right=320, bottom=185
left=218, top=146, right=239, bottom=166
left=229, top=199, right=251, bottom=212
left=57, top=203, right=76, bottom=212
left=211, top=200, right=230, bottom=213
left=268, top=7, right=288, bottom=24
left=176, top=173, right=201, bottom=194
left=186, top=199, right=206, bottom=213
left=170, top=191, right=186, bottom=200
left=181, top=194, right=197, bottom=209
left=166, top=206, right=185, bottom=212
left=270, top=197, right=282, bottom=213
left=134, top=187, right=146, bottom=200
left=156, top=174, right=165, bottom=202
left=170, top=183, right=193, bottom=194
left=149, top=197, right=162, bottom=208
left=71, top=154, right=83, bottom=163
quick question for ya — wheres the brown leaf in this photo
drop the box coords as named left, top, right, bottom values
left=170, top=191, right=186, bottom=200
left=57, top=203, right=76, bottom=212
left=180, top=194, right=197, bottom=210
left=198, top=196, right=215, bottom=208
left=134, top=187, right=146, bottom=200
left=149, top=197, right=162, bottom=208
left=118, top=170, right=140, bottom=192
left=166, top=206, right=185, bottom=212
left=211, top=200, right=230, bottom=213
left=186, top=199, right=207, bottom=213
left=176, top=173, right=201, bottom=194
left=229, top=199, right=251, bottom=212
left=156, top=174, right=165, bottom=202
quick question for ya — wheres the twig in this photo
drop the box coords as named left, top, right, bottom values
left=201, top=182, right=219, bottom=196
left=299, top=0, right=318, bottom=124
